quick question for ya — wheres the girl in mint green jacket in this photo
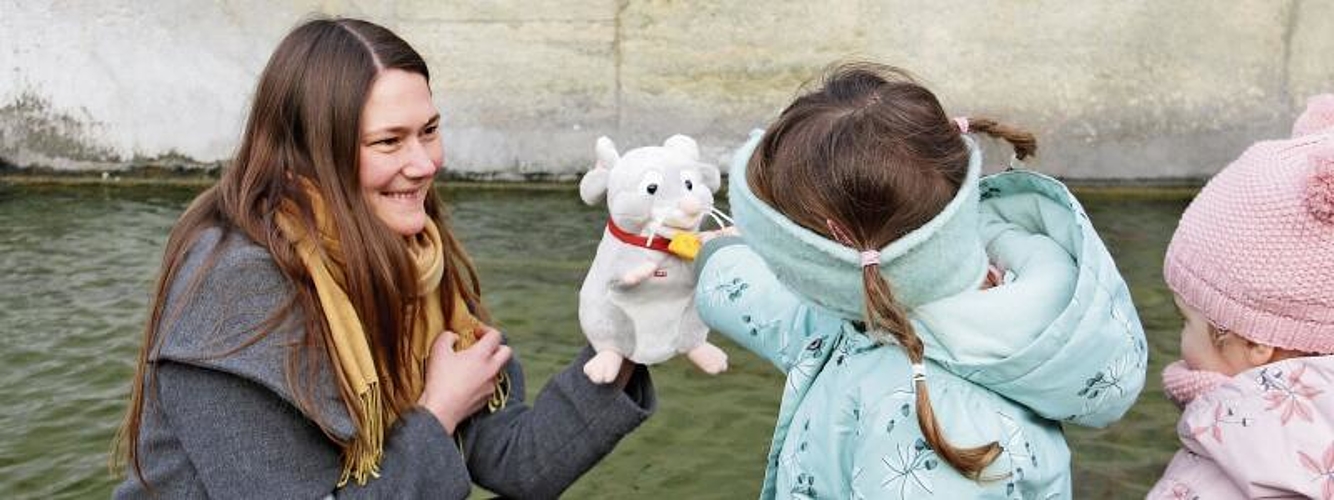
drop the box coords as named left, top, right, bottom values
left=694, top=63, right=1146, bottom=499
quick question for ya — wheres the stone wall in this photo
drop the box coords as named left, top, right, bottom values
left=2, top=1, right=1330, bottom=180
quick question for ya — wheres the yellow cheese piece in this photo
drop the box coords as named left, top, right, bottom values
left=668, top=232, right=701, bottom=260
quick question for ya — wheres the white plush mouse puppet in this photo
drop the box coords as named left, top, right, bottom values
left=578, top=135, right=729, bottom=383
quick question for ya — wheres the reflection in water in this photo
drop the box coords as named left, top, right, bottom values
left=0, top=182, right=1189, bottom=498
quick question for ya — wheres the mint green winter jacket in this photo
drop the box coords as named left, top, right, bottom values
left=694, top=132, right=1147, bottom=499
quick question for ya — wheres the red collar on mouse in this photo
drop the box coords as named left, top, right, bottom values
left=606, top=219, right=674, bottom=254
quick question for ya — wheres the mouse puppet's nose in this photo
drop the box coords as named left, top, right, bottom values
left=678, top=198, right=703, bottom=216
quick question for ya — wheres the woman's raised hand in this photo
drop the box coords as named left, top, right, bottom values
left=417, top=327, right=512, bottom=435
left=698, top=226, right=740, bottom=243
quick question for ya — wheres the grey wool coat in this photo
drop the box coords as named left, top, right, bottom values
left=114, top=228, right=656, bottom=499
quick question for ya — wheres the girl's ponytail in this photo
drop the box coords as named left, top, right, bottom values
left=748, top=62, right=1020, bottom=480
left=861, top=260, right=1003, bottom=480
left=965, top=117, right=1037, bottom=161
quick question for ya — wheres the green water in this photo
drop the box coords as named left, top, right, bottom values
left=0, top=182, right=1189, bottom=499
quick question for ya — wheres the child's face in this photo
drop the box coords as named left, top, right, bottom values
left=1175, top=294, right=1255, bottom=377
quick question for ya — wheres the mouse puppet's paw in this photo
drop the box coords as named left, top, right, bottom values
left=618, top=262, right=659, bottom=287
left=686, top=342, right=729, bottom=375
left=584, top=350, right=626, bottom=384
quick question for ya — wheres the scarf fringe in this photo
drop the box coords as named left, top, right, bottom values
left=279, top=183, right=507, bottom=487
left=488, top=371, right=511, bottom=413
left=338, top=385, right=385, bottom=487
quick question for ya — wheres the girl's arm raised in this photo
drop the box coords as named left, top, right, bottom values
left=694, top=236, right=843, bottom=372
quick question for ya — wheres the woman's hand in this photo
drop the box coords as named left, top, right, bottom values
left=417, top=328, right=512, bottom=435
left=698, top=226, right=739, bottom=243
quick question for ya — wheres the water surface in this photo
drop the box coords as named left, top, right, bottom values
left=0, top=181, right=1189, bottom=498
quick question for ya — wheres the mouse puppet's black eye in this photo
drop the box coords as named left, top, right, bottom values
left=637, top=172, right=665, bottom=196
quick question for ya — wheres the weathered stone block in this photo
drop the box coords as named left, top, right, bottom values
left=2, top=1, right=1331, bottom=180
left=860, top=1, right=1290, bottom=178
left=396, top=0, right=615, bottom=22
left=618, top=1, right=864, bottom=166
left=1289, top=0, right=1334, bottom=109
left=396, top=19, right=617, bottom=176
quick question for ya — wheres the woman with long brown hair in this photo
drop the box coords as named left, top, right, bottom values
left=694, top=62, right=1146, bottom=497
left=112, top=18, right=653, bottom=498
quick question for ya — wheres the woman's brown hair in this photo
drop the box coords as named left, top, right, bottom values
left=747, top=61, right=1036, bottom=479
left=112, top=18, right=488, bottom=486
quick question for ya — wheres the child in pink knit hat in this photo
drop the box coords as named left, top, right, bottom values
left=1148, top=94, right=1334, bottom=499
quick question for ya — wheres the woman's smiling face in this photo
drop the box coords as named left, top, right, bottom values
left=358, top=69, right=442, bottom=236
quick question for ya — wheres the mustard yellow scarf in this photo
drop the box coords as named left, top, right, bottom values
left=275, top=184, right=506, bottom=486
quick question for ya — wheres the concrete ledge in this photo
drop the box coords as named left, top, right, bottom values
left=2, top=1, right=1330, bottom=180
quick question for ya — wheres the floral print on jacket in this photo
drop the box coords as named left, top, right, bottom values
left=696, top=170, right=1148, bottom=499
left=1149, top=356, right=1334, bottom=499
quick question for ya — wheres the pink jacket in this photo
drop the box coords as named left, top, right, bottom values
left=1149, top=355, right=1334, bottom=499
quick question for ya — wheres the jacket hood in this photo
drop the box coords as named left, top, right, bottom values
left=916, top=170, right=1148, bottom=426
left=728, top=128, right=1146, bottom=426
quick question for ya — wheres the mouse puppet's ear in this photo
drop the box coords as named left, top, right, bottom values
left=595, top=136, right=620, bottom=169
left=581, top=136, right=619, bottom=206
left=663, top=134, right=700, bottom=162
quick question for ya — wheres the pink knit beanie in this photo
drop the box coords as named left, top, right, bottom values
left=1164, top=94, right=1334, bottom=353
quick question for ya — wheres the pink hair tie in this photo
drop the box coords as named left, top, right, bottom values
left=859, top=250, right=880, bottom=268
left=953, top=116, right=969, bottom=134
left=826, top=219, right=880, bottom=267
